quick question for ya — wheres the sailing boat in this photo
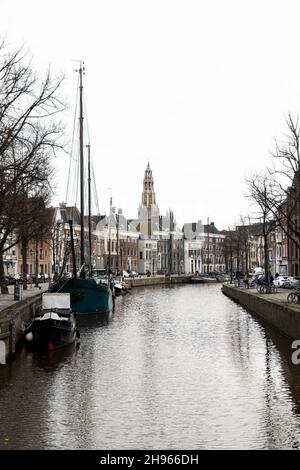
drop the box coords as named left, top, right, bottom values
left=50, top=62, right=114, bottom=314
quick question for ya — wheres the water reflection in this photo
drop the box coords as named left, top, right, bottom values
left=225, top=296, right=300, bottom=449
left=1, top=284, right=300, bottom=449
left=75, top=311, right=113, bottom=331
left=29, top=342, right=81, bottom=373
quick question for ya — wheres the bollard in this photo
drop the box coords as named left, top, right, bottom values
left=9, top=321, right=16, bottom=357
left=14, top=281, right=23, bottom=301
left=0, top=339, right=6, bottom=364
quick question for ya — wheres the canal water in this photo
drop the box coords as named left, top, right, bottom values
left=1, top=283, right=300, bottom=450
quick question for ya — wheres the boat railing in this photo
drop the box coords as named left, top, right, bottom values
left=36, top=308, right=73, bottom=317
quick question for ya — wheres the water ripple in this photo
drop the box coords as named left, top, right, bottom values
left=0, top=284, right=300, bottom=449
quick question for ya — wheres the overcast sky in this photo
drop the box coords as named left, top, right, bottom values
left=1, top=0, right=300, bottom=229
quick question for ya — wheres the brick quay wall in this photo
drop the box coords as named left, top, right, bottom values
left=125, top=274, right=190, bottom=288
left=222, top=283, right=300, bottom=340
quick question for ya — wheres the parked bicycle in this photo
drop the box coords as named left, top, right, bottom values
left=287, top=288, right=300, bottom=304
left=256, top=283, right=277, bottom=294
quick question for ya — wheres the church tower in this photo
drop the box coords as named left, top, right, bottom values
left=142, top=162, right=156, bottom=207
left=138, top=162, right=160, bottom=237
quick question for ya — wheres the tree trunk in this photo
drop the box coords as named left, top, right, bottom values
left=230, top=246, right=233, bottom=283
left=35, top=238, right=39, bottom=286
left=22, top=238, right=28, bottom=290
left=0, top=251, right=8, bottom=294
left=264, top=232, right=270, bottom=286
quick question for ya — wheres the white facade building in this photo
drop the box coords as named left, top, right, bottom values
left=138, top=238, right=158, bottom=275
left=183, top=221, right=204, bottom=274
left=184, top=239, right=203, bottom=274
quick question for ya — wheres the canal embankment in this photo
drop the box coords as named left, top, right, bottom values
left=222, top=283, right=300, bottom=340
left=125, top=274, right=190, bottom=288
left=0, top=284, right=48, bottom=359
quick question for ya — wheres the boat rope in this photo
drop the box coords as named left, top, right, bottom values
left=65, top=67, right=101, bottom=218
left=56, top=278, right=72, bottom=293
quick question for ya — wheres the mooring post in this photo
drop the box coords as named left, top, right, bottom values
left=9, top=316, right=16, bottom=357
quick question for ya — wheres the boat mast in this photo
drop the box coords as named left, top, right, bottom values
left=108, top=196, right=112, bottom=274
left=116, top=211, right=119, bottom=274
left=207, top=217, right=210, bottom=273
left=87, top=143, right=92, bottom=277
left=69, top=220, right=77, bottom=279
left=79, top=62, right=85, bottom=278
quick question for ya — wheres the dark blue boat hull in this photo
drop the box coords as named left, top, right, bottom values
left=50, top=278, right=114, bottom=315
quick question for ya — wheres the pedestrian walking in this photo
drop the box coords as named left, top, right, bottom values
left=243, top=272, right=249, bottom=288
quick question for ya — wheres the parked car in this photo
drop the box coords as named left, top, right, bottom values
left=249, top=267, right=264, bottom=276
left=282, top=276, right=300, bottom=289
left=208, top=271, right=221, bottom=278
left=273, top=276, right=288, bottom=287
left=157, top=269, right=167, bottom=275
left=128, top=271, right=138, bottom=278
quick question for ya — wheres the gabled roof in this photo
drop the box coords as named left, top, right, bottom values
left=59, top=206, right=81, bottom=225
left=203, top=223, right=222, bottom=234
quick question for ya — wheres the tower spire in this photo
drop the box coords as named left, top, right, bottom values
left=142, top=162, right=156, bottom=207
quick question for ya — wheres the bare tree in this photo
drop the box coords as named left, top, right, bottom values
left=0, top=41, right=65, bottom=293
left=266, top=114, right=300, bottom=274
left=246, top=173, right=275, bottom=285
left=223, top=228, right=238, bottom=282
left=235, top=216, right=252, bottom=274
left=16, top=196, right=53, bottom=289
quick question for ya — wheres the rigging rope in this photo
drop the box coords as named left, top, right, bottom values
left=65, top=69, right=101, bottom=218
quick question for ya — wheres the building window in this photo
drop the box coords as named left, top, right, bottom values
left=283, top=244, right=287, bottom=257
left=139, top=251, right=143, bottom=260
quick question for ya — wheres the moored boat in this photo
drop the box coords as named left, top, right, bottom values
left=50, top=278, right=113, bottom=314
left=113, top=276, right=131, bottom=295
left=189, top=275, right=217, bottom=283
left=50, top=62, right=114, bottom=315
left=25, top=293, right=79, bottom=350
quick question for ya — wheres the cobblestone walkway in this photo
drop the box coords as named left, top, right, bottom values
left=0, top=283, right=49, bottom=313
left=234, top=285, right=300, bottom=310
